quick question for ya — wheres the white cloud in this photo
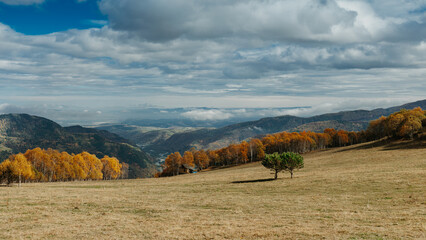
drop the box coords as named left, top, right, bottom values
left=181, top=109, right=233, bottom=121
left=0, top=0, right=44, bottom=5
left=87, top=20, right=108, bottom=26
left=99, top=0, right=365, bottom=43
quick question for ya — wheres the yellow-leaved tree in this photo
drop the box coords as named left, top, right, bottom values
left=72, top=153, right=89, bottom=181
left=79, top=152, right=103, bottom=180
left=101, top=156, right=122, bottom=180
left=0, top=154, right=35, bottom=186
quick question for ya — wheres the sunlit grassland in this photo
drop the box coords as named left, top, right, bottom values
left=0, top=140, right=425, bottom=239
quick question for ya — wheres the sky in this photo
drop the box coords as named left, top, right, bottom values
left=0, top=0, right=425, bottom=125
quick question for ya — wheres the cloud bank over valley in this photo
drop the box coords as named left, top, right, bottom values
left=0, top=0, right=424, bottom=125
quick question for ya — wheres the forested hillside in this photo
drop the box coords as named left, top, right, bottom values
left=158, top=107, right=426, bottom=177
left=145, top=99, right=426, bottom=156
left=0, top=114, right=155, bottom=178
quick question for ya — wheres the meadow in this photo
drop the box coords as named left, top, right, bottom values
left=0, top=140, right=425, bottom=239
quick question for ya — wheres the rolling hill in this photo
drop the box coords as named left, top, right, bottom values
left=0, top=114, right=155, bottom=178
left=1, top=138, right=424, bottom=239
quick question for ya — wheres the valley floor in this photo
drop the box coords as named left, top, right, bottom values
left=0, top=140, right=425, bottom=239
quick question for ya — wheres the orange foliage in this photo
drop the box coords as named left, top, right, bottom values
left=163, top=152, right=183, bottom=176
left=367, top=107, right=426, bottom=139
left=0, top=148, right=124, bottom=184
left=182, top=151, right=195, bottom=167
left=101, top=156, right=122, bottom=180
left=193, top=150, right=209, bottom=171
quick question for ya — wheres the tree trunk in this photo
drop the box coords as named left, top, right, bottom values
left=19, top=174, right=22, bottom=187
left=250, top=144, right=253, bottom=162
left=290, top=171, right=293, bottom=179
left=274, top=170, right=278, bottom=180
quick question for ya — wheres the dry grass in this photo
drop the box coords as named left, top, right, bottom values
left=0, top=140, right=425, bottom=239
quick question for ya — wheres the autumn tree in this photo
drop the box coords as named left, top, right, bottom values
left=0, top=159, right=14, bottom=185
left=72, top=153, right=89, bottom=180
left=324, top=128, right=338, bottom=146
left=120, top=162, right=129, bottom=179
left=206, top=150, right=219, bottom=166
left=80, top=152, right=103, bottom=180
left=396, top=108, right=425, bottom=139
left=248, top=138, right=265, bottom=162
left=386, top=113, right=405, bottom=137
left=216, top=147, right=232, bottom=166
left=24, top=147, right=48, bottom=181
left=336, top=130, right=349, bottom=147
left=164, top=152, right=183, bottom=176
left=193, top=150, right=209, bottom=171
left=366, top=116, right=386, bottom=140
left=182, top=151, right=194, bottom=167
left=55, top=152, right=73, bottom=181
left=101, top=156, right=122, bottom=180
left=0, top=154, right=35, bottom=186
left=239, top=141, right=249, bottom=163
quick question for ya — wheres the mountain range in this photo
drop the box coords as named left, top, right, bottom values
left=99, top=99, right=426, bottom=157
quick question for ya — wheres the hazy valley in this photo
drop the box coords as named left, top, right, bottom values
left=97, top=100, right=426, bottom=160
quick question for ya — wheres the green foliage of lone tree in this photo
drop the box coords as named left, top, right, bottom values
left=262, top=152, right=304, bottom=179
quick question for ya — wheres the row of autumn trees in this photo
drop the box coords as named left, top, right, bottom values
left=0, top=148, right=128, bottom=185
left=158, top=107, right=426, bottom=177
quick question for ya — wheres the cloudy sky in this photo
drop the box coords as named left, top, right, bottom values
left=0, top=0, right=425, bottom=125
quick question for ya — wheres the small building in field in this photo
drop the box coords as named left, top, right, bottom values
left=180, top=164, right=198, bottom=174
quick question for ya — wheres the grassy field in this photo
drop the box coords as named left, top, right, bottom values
left=0, top=140, right=425, bottom=239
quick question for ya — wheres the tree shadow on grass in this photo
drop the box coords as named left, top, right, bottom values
left=231, top=178, right=276, bottom=184
left=336, top=139, right=391, bottom=152
left=337, top=138, right=426, bottom=152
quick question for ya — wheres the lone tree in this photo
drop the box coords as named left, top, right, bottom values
left=280, top=152, right=304, bottom=179
left=262, top=152, right=304, bottom=179
left=262, top=152, right=285, bottom=180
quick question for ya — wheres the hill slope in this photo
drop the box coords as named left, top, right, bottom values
left=1, top=139, right=424, bottom=239
left=0, top=114, right=155, bottom=178
left=94, top=125, right=203, bottom=149
left=144, top=99, right=426, bottom=154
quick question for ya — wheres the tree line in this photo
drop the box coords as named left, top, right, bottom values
left=366, top=107, right=426, bottom=140
left=0, top=148, right=128, bottom=186
left=157, top=107, right=426, bottom=177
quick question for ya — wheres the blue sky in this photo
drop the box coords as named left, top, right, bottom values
left=0, top=0, right=107, bottom=34
left=0, top=0, right=425, bottom=125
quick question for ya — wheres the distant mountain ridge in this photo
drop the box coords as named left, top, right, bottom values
left=0, top=114, right=155, bottom=178
left=139, top=99, right=426, bottom=155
